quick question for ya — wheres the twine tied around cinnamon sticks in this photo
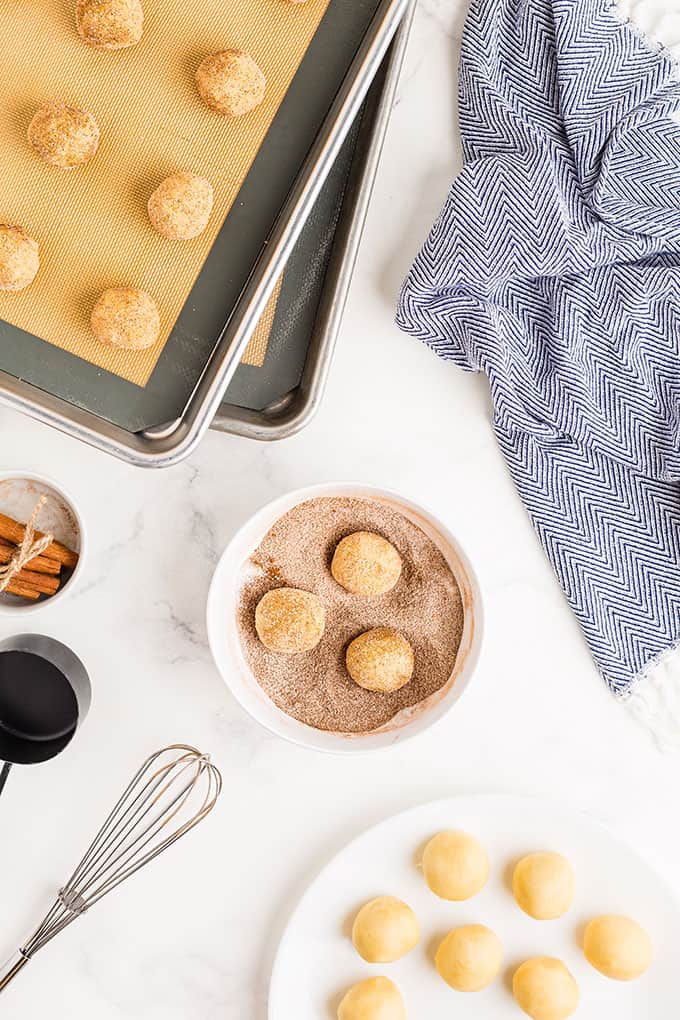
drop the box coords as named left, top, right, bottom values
left=0, top=496, right=54, bottom=594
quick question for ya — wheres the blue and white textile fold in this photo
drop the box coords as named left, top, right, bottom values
left=397, top=0, right=680, bottom=746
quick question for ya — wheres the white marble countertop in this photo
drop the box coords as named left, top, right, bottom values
left=1, top=2, right=678, bottom=1017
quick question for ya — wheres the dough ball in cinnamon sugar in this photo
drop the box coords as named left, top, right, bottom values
left=332, top=531, right=402, bottom=597
left=91, top=288, right=160, bottom=350
left=0, top=225, right=40, bottom=292
left=346, top=628, right=414, bottom=693
left=196, top=50, right=266, bottom=117
left=255, top=587, right=325, bottom=654
left=28, top=103, right=99, bottom=169
left=148, top=173, right=214, bottom=240
left=76, top=0, right=144, bottom=50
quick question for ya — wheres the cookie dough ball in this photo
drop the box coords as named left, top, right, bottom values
left=337, top=977, right=406, bottom=1020
left=435, top=924, right=503, bottom=992
left=352, top=897, right=419, bottom=964
left=91, top=288, right=160, bottom=350
left=148, top=173, right=214, bottom=240
left=512, top=852, right=575, bottom=921
left=0, top=225, right=40, bottom=291
left=28, top=103, right=99, bottom=168
left=255, top=587, right=325, bottom=654
left=346, top=628, right=414, bottom=693
left=76, top=0, right=144, bottom=49
left=196, top=50, right=266, bottom=117
left=583, top=915, right=652, bottom=981
left=331, top=532, right=402, bottom=597
left=422, top=830, right=489, bottom=901
left=512, top=958, right=579, bottom=1020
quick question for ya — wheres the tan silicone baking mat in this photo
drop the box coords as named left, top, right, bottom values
left=0, top=0, right=331, bottom=387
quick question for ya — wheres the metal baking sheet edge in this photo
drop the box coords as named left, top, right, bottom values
left=210, top=0, right=416, bottom=441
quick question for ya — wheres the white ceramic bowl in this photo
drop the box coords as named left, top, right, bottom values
left=207, top=483, right=483, bottom=753
left=0, top=472, right=86, bottom=615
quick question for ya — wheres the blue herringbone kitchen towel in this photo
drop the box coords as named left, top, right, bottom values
left=397, top=0, right=680, bottom=745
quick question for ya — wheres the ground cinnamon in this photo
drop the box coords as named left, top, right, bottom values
left=237, top=496, right=465, bottom=734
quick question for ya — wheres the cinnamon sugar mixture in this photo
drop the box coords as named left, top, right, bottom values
left=236, top=497, right=465, bottom=734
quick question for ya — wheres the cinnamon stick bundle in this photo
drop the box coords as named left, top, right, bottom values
left=0, top=513, right=78, bottom=569
left=0, top=539, right=61, bottom=576
left=6, top=579, right=41, bottom=601
left=13, top=567, right=59, bottom=595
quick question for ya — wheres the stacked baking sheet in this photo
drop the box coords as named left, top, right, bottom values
left=0, top=0, right=412, bottom=465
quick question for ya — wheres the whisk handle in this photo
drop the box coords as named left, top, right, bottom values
left=0, top=950, right=29, bottom=993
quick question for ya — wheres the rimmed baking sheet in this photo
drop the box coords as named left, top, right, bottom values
left=214, top=0, right=416, bottom=437
left=0, top=0, right=334, bottom=386
left=217, top=116, right=364, bottom=421
left=0, top=0, right=386, bottom=431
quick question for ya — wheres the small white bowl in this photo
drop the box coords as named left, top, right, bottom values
left=0, top=472, right=86, bottom=615
left=207, top=483, right=483, bottom=753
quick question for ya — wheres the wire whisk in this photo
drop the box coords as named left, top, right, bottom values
left=0, top=744, right=222, bottom=993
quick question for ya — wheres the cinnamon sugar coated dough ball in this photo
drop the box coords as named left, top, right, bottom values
left=28, top=103, right=99, bottom=168
left=0, top=226, right=40, bottom=291
left=435, top=925, right=503, bottom=992
left=346, top=628, right=414, bottom=693
left=76, top=0, right=144, bottom=49
left=513, top=958, right=579, bottom=1020
left=512, top=852, right=575, bottom=920
left=352, top=897, right=419, bottom=964
left=91, top=288, right=160, bottom=350
left=583, top=915, right=652, bottom=981
left=196, top=50, right=266, bottom=117
left=148, top=173, right=214, bottom=240
left=255, top=587, right=325, bottom=654
left=331, top=532, right=402, bottom=596
left=422, top=830, right=489, bottom=901
left=337, top=977, right=406, bottom=1020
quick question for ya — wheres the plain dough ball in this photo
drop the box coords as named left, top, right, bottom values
left=346, top=628, right=414, bottom=693
left=255, top=587, right=325, bottom=654
left=513, top=959, right=579, bottom=1020
left=76, top=0, right=144, bottom=49
left=91, top=288, right=160, bottom=349
left=435, top=924, right=503, bottom=992
left=512, top=852, right=575, bottom=920
left=0, top=225, right=40, bottom=291
left=148, top=173, right=214, bottom=240
left=28, top=103, right=100, bottom=168
left=337, top=977, right=406, bottom=1020
left=422, top=830, right=489, bottom=901
left=513, top=958, right=579, bottom=1020
left=196, top=50, right=266, bottom=117
left=331, top=532, right=402, bottom=596
left=583, top=915, right=652, bottom=981
left=352, top=896, right=419, bottom=963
